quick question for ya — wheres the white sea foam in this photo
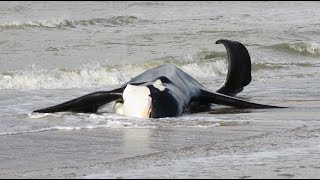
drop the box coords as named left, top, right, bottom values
left=0, top=18, right=74, bottom=28
left=0, top=61, right=226, bottom=90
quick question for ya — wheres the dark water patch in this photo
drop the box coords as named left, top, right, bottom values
left=76, top=16, right=145, bottom=27
left=239, top=175, right=252, bottom=179
left=252, top=61, right=315, bottom=71
left=277, top=173, right=295, bottom=178
left=207, top=108, right=252, bottom=115
left=195, top=51, right=226, bottom=61
left=8, top=5, right=31, bottom=13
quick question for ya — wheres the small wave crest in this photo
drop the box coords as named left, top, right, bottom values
left=0, top=113, right=222, bottom=136
left=0, top=16, right=146, bottom=29
left=267, top=42, right=320, bottom=56
left=0, top=122, right=155, bottom=136
left=76, top=16, right=145, bottom=27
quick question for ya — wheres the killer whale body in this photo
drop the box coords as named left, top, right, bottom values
left=33, top=39, right=284, bottom=118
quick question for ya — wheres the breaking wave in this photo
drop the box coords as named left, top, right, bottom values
left=0, top=58, right=227, bottom=90
left=267, top=42, right=320, bottom=56
left=1, top=48, right=316, bottom=90
left=0, top=15, right=147, bottom=29
left=0, top=18, right=74, bottom=29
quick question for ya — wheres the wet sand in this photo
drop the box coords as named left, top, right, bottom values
left=1, top=119, right=319, bottom=179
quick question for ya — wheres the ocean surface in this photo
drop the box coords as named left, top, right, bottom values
left=0, top=1, right=320, bottom=178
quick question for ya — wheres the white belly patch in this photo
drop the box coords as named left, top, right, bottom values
left=113, top=85, right=152, bottom=118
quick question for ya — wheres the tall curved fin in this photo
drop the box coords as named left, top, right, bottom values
left=33, top=88, right=123, bottom=113
left=216, top=39, right=252, bottom=96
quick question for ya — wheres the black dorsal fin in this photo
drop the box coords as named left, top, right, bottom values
left=216, top=39, right=251, bottom=96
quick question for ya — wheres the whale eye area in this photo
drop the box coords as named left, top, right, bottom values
left=147, top=85, right=179, bottom=118
left=153, top=79, right=166, bottom=91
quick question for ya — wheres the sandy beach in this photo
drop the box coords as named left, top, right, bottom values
left=1, top=108, right=319, bottom=178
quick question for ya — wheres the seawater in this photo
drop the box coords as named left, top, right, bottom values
left=0, top=1, right=320, bottom=178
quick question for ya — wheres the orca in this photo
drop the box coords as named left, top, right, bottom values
left=33, top=39, right=284, bottom=118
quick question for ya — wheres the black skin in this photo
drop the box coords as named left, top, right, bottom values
left=33, top=39, right=285, bottom=118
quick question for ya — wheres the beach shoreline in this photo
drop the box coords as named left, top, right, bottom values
left=1, top=119, right=319, bottom=179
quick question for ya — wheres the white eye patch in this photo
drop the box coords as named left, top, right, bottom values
left=153, top=79, right=165, bottom=91
left=114, top=85, right=152, bottom=118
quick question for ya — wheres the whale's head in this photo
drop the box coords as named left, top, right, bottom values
left=113, top=79, right=180, bottom=119
left=113, top=84, right=152, bottom=118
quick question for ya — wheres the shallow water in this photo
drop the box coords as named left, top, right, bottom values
left=0, top=1, right=319, bottom=178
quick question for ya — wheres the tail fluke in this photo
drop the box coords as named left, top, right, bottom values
left=216, top=39, right=252, bottom=96
left=33, top=88, right=123, bottom=113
